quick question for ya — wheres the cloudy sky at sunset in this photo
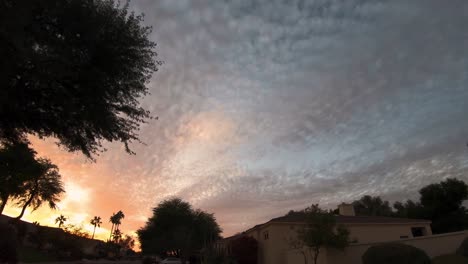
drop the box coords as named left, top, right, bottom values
left=5, top=0, right=468, bottom=240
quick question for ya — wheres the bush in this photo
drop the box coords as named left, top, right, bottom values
left=432, top=254, right=468, bottom=264
left=456, top=237, right=468, bottom=257
left=230, top=235, right=258, bottom=264
left=0, top=223, right=18, bottom=264
left=362, top=243, right=430, bottom=264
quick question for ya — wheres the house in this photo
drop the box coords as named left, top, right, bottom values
left=242, top=203, right=433, bottom=264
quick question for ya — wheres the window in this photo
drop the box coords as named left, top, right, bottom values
left=263, top=231, right=269, bottom=240
left=411, top=227, right=426, bottom=237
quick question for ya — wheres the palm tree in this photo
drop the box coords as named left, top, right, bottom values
left=109, top=210, right=125, bottom=241
left=15, top=159, right=65, bottom=219
left=109, top=212, right=118, bottom=241
left=114, top=210, right=125, bottom=231
left=112, top=228, right=122, bottom=243
left=90, top=216, right=102, bottom=239
left=55, top=214, right=67, bottom=228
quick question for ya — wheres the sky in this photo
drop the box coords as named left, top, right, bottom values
left=4, top=0, right=468, bottom=241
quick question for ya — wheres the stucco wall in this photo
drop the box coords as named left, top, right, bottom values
left=325, top=231, right=468, bottom=264
left=247, top=221, right=433, bottom=264
left=346, top=223, right=432, bottom=244
left=246, top=224, right=294, bottom=264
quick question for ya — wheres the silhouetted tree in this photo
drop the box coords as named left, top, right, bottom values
left=393, top=200, right=424, bottom=219
left=0, top=0, right=161, bottom=159
left=0, top=141, right=40, bottom=214
left=230, top=235, right=258, bottom=264
left=112, top=229, right=122, bottom=243
left=119, top=234, right=136, bottom=252
left=114, top=210, right=125, bottom=232
left=15, top=159, right=65, bottom=219
left=393, top=178, right=468, bottom=234
left=55, top=214, right=67, bottom=228
left=419, top=178, right=468, bottom=233
left=109, top=212, right=117, bottom=241
left=138, top=198, right=222, bottom=264
left=109, top=210, right=124, bottom=240
left=352, top=195, right=393, bottom=216
left=90, top=216, right=102, bottom=239
left=294, top=204, right=349, bottom=264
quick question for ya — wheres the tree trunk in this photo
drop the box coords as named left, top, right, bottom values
left=16, top=193, right=35, bottom=219
left=313, top=247, right=320, bottom=264
left=92, top=225, right=96, bottom=239
left=0, top=195, right=9, bottom=214
left=301, top=251, right=308, bottom=264
left=109, top=224, right=114, bottom=241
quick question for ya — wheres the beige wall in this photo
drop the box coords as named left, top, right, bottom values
left=346, top=222, right=432, bottom=244
left=324, top=231, right=468, bottom=264
left=246, top=224, right=302, bottom=264
left=246, top=221, right=434, bottom=264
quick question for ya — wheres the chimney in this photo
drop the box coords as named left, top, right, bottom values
left=338, top=203, right=355, bottom=216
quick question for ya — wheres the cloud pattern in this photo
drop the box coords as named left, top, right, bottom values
left=6, top=0, right=468, bottom=237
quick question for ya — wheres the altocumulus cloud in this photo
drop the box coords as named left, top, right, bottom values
left=12, top=0, right=468, bottom=236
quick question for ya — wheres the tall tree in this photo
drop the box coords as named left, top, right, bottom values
left=138, top=198, right=221, bottom=264
left=352, top=195, right=393, bottom=216
left=109, top=212, right=118, bottom=241
left=393, top=178, right=468, bottom=234
left=419, top=178, right=468, bottom=233
left=15, top=158, right=65, bottom=219
left=0, top=141, right=40, bottom=214
left=114, top=210, right=125, bottom=232
left=109, top=210, right=125, bottom=240
left=55, top=214, right=67, bottom=228
left=0, top=0, right=161, bottom=159
left=293, top=204, right=349, bottom=264
left=90, top=216, right=102, bottom=239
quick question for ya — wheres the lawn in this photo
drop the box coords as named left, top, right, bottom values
left=432, top=254, right=468, bottom=264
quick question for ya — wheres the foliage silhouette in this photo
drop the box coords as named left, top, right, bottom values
left=109, top=210, right=125, bottom=241
left=0, top=142, right=40, bottom=214
left=351, top=195, right=393, bottom=217
left=90, top=216, right=102, bottom=239
left=138, top=198, right=222, bottom=264
left=55, top=214, right=67, bottom=228
left=230, top=235, right=258, bottom=264
left=393, top=178, right=468, bottom=234
left=292, top=204, right=349, bottom=264
left=15, top=158, right=64, bottom=219
left=362, top=243, right=430, bottom=264
left=0, top=0, right=161, bottom=158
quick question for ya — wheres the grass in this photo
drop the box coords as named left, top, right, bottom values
left=432, top=254, right=468, bottom=264
left=18, top=246, right=57, bottom=263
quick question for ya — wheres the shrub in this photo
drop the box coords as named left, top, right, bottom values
left=432, top=254, right=468, bottom=264
left=0, top=223, right=18, bottom=264
left=362, top=243, right=430, bottom=264
left=230, top=235, right=258, bottom=264
left=456, top=237, right=468, bottom=257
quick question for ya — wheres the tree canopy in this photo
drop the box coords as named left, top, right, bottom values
left=293, top=204, right=349, bottom=264
left=0, top=142, right=40, bottom=214
left=0, top=0, right=161, bottom=158
left=352, top=195, right=393, bottom=217
left=394, top=178, right=468, bottom=234
left=15, top=157, right=65, bottom=219
left=138, top=198, right=222, bottom=262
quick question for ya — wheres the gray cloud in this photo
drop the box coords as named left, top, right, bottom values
left=96, top=0, right=468, bottom=236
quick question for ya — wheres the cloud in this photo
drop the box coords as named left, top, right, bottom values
left=6, top=0, right=468, bottom=238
